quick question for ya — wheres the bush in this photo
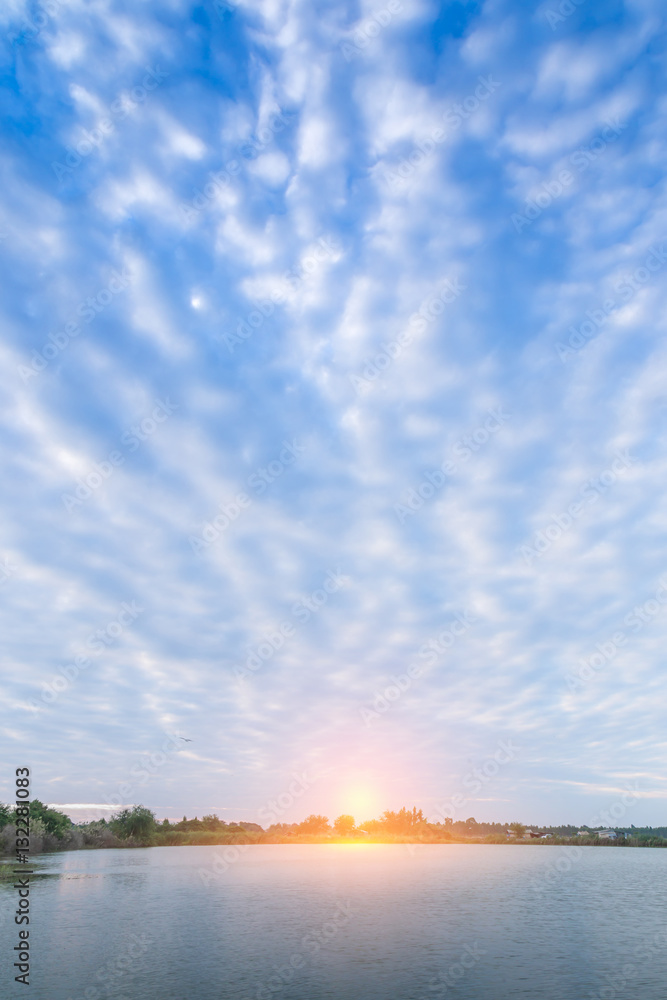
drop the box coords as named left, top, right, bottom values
left=201, top=814, right=226, bottom=831
left=334, top=815, right=356, bottom=836
left=109, top=806, right=156, bottom=843
left=29, top=800, right=72, bottom=839
left=298, top=814, right=330, bottom=835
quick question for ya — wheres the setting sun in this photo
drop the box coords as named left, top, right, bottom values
left=338, top=784, right=383, bottom=823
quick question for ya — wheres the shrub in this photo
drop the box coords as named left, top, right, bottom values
left=29, top=800, right=72, bottom=839
left=298, top=814, right=330, bottom=835
left=109, top=805, right=156, bottom=843
left=334, top=815, right=356, bottom=836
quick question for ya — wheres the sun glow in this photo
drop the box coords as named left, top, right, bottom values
left=339, top=784, right=383, bottom=823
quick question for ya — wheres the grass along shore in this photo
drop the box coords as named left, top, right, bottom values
left=2, top=803, right=666, bottom=855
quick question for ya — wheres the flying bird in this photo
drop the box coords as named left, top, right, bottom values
left=179, top=737, right=193, bottom=742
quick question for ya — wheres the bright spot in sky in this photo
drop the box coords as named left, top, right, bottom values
left=339, top=784, right=383, bottom=822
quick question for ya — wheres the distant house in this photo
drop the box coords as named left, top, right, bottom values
left=577, top=829, right=624, bottom=840
left=506, top=829, right=544, bottom=839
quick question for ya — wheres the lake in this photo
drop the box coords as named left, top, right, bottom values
left=2, top=844, right=666, bottom=999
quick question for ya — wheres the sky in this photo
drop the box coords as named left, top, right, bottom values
left=1, top=0, right=666, bottom=829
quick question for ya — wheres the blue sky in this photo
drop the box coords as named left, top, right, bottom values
left=1, top=0, right=666, bottom=828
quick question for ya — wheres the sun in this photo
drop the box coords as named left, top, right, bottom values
left=339, top=784, right=383, bottom=823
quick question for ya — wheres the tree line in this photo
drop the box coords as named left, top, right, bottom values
left=2, top=802, right=667, bottom=852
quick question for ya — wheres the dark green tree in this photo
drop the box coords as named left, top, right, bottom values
left=201, top=814, right=226, bottom=831
left=110, top=805, right=157, bottom=843
left=29, top=800, right=72, bottom=838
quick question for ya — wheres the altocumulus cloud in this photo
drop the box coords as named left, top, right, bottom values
left=0, top=0, right=666, bottom=827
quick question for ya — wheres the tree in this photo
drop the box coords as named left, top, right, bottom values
left=358, top=818, right=381, bottom=834
left=381, top=807, right=425, bottom=834
left=509, top=822, right=526, bottom=839
left=29, top=800, right=72, bottom=839
left=0, top=803, right=12, bottom=829
left=201, top=814, right=226, bottom=830
left=298, top=814, right=330, bottom=834
left=267, top=822, right=294, bottom=835
left=110, top=805, right=157, bottom=843
left=334, top=814, right=356, bottom=836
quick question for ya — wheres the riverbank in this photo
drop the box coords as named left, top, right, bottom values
left=2, top=828, right=666, bottom=857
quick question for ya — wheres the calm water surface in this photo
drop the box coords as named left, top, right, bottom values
left=2, top=844, right=666, bottom=1000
